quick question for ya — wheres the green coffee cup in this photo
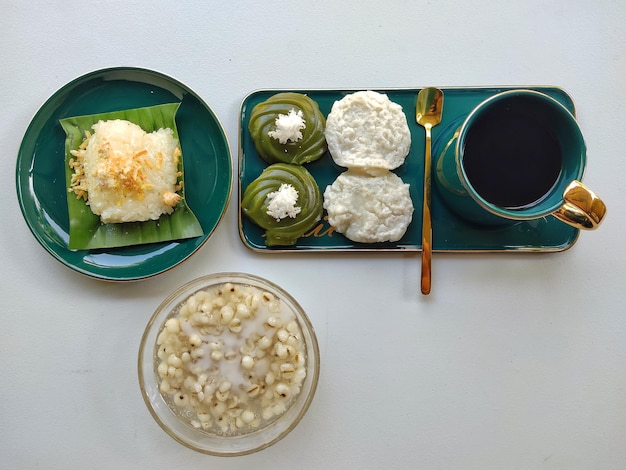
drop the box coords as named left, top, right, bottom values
left=434, top=89, right=605, bottom=230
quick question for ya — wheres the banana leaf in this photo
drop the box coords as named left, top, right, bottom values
left=60, top=103, right=203, bottom=250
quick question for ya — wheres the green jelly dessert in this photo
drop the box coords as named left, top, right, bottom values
left=248, top=92, right=327, bottom=165
left=242, top=163, right=323, bottom=246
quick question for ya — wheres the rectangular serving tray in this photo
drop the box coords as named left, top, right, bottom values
left=238, top=87, right=580, bottom=253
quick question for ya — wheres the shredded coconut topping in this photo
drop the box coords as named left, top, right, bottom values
left=268, top=109, right=306, bottom=144
left=266, top=184, right=302, bottom=221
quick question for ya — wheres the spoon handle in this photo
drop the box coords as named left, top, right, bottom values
left=421, top=125, right=433, bottom=295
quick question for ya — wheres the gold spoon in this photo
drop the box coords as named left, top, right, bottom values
left=416, top=87, right=444, bottom=295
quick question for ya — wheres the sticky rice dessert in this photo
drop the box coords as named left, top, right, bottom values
left=323, top=170, right=414, bottom=243
left=325, top=90, right=411, bottom=175
left=69, top=119, right=183, bottom=224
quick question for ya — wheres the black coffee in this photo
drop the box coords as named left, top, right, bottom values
left=462, top=104, right=562, bottom=209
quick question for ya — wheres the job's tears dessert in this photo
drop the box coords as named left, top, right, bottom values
left=248, top=92, right=327, bottom=165
left=154, top=279, right=310, bottom=436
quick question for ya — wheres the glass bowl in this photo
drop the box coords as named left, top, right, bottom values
left=138, top=272, right=320, bottom=456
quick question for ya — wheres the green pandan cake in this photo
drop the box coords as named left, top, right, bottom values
left=248, top=93, right=327, bottom=165
left=241, top=163, right=323, bottom=246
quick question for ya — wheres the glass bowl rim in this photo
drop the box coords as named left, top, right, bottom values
left=137, top=271, right=320, bottom=456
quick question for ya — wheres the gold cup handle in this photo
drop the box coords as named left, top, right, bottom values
left=553, top=180, right=606, bottom=230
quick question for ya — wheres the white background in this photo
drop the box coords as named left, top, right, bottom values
left=2, top=1, right=625, bottom=469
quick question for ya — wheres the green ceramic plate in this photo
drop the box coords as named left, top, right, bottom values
left=16, top=67, right=232, bottom=281
left=239, top=87, right=580, bottom=253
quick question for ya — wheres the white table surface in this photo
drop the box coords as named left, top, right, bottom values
left=2, top=1, right=625, bottom=468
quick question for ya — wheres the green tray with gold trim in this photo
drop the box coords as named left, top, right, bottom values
left=238, top=87, right=580, bottom=253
